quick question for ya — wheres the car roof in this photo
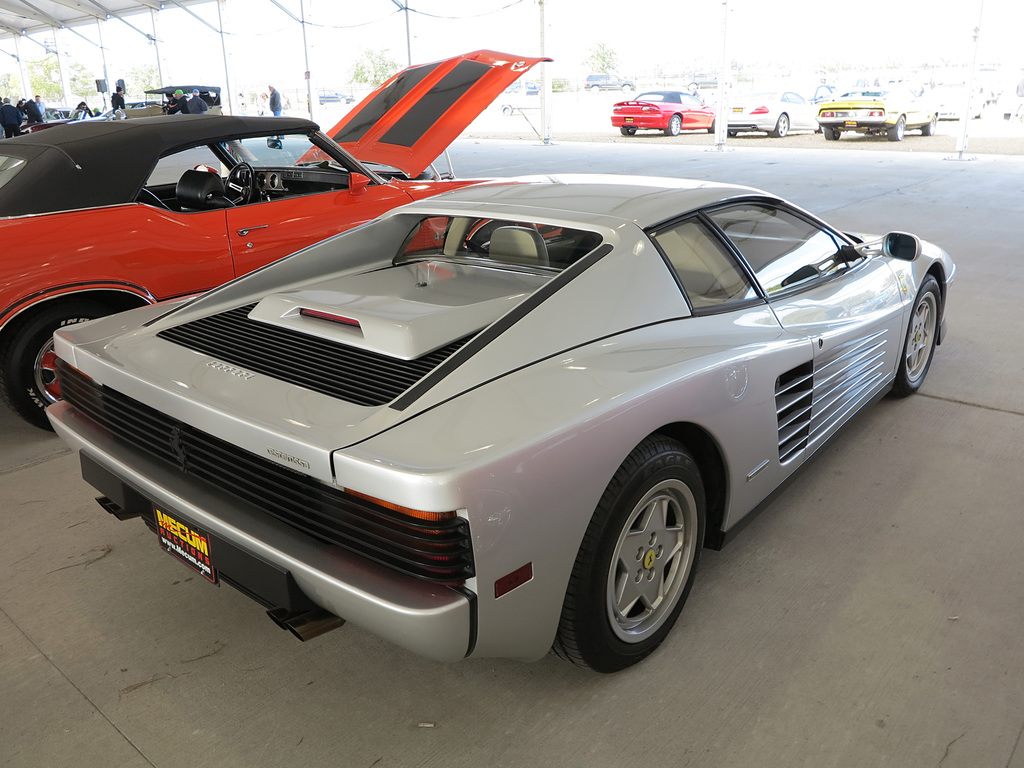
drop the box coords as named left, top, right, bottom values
left=0, top=115, right=318, bottom=216
left=394, top=174, right=768, bottom=230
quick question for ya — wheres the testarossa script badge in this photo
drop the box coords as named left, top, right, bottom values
left=155, top=507, right=217, bottom=584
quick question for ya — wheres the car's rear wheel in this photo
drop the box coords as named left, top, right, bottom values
left=707, top=119, right=715, bottom=134
left=0, top=300, right=109, bottom=430
left=728, top=129, right=738, bottom=137
left=619, top=126, right=637, bottom=136
left=823, top=126, right=841, bottom=141
left=887, top=116, right=906, bottom=142
left=892, top=276, right=940, bottom=397
left=921, top=114, right=937, bottom=136
left=664, top=114, right=682, bottom=136
left=553, top=435, right=705, bottom=672
left=769, top=113, right=790, bottom=138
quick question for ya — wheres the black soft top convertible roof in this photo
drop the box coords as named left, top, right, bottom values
left=0, top=115, right=319, bottom=216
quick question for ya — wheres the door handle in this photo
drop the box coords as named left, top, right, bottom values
left=236, top=225, right=269, bottom=236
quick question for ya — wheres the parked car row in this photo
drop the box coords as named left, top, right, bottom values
left=607, top=85, right=941, bottom=142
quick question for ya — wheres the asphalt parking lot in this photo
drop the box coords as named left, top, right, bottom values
left=3, top=139, right=1023, bottom=768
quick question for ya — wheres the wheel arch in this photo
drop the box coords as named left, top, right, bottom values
left=1, top=287, right=153, bottom=340
left=650, top=421, right=728, bottom=550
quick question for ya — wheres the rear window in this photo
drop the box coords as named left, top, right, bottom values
left=397, top=216, right=603, bottom=271
left=0, top=155, right=26, bottom=191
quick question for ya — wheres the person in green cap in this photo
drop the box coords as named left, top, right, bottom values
left=166, top=88, right=189, bottom=115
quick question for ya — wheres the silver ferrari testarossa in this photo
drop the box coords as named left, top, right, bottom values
left=48, top=176, right=955, bottom=672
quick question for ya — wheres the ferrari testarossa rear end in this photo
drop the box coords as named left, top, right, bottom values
left=49, top=176, right=954, bottom=672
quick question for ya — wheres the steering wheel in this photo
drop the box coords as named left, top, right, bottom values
left=225, top=162, right=255, bottom=205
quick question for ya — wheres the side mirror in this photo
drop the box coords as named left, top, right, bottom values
left=349, top=172, right=369, bottom=196
left=882, top=231, right=921, bottom=261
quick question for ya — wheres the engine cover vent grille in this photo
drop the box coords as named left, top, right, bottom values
left=157, top=303, right=470, bottom=407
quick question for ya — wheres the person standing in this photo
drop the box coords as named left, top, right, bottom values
left=24, top=95, right=44, bottom=124
left=111, top=86, right=126, bottom=111
left=268, top=85, right=282, bottom=116
left=1, top=98, right=22, bottom=138
left=187, top=89, right=209, bottom=115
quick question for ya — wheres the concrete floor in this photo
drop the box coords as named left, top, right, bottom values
left=2, top=141, right=1023, bottom=767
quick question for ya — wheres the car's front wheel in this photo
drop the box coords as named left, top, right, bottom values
left=769, top=113, right=790, bottom=138
left=619, top=126, right=637, bottom=136
left=553, top=436, right=706, bottom=672
left=892, top=275, right=940, bottom=397
left=0, top=300, right=109, bottom=430
left=887, top=116, right=906, bottom=142
left=664, top=114, right=683, bottom=136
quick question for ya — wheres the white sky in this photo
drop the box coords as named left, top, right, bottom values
left=2, top=0, right=1022, bottom=102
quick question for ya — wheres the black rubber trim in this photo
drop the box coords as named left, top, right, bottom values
left=389, top=243, right=614, bottom=411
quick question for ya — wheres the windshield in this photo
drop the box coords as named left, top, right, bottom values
left=219, top=134, right=341, bottom=168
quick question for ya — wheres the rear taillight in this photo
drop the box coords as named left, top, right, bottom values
left=869, top=109, right=884, bottom=117
left=820, top=110, right=835, bottom=118
left=750, top=106, right=769, bottom=115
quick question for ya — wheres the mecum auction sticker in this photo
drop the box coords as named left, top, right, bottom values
left=155, top=507, right=217, bottom=584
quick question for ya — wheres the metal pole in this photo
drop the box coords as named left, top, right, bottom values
left=150, top=10, right=164, bottom=87
left=52, top=28, right=69, bottom=108
left=956, top=0, right=986, bottom=159
left=216, top=0, right=234, bottom=115
left=96, top=20, right=110, bottom=109
left=713, top=0, right=730, bottom=150
left=404, top=3, right=412, bottom=66
left=539, top=0, right=551, bottom=144
left=14, top=35, right=30, bottom=103
left=300, top=0, right=313, bottom=119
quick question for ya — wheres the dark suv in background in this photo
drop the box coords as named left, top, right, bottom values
left=585, top=73, right=634, bottom=92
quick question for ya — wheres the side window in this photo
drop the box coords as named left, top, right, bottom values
left=145, top=146, right=224, bottom=187
left=707, top=204, right=847, bottom=296
left=651, top=218, right=757, bottom=310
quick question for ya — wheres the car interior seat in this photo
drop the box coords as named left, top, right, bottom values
left=488, top=226, right=549, bottom=267
left=176, top=170, right=234, bottom=210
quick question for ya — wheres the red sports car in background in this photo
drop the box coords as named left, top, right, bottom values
left=611, top=90, right=715, bottom=136
left=0, top=50, right=547, bottom=429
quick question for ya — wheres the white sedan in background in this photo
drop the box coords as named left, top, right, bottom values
left=727, top=91, right=819, bottom=137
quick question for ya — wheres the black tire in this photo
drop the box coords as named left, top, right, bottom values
left=707, top=119, right=715, bottom=134
left=921, top=114, right=937, bottom=136
left=728, top=130, right=738, bottom=137
left=664, top=114, right=682, bottom=137
left=892, top=276, right=940, bottom=397
left=619, top=126, right=637, bottom=136
left=769, top=113, right=790, bottom=138
left=0, top=300, right=109, bottom=430
left=553, top=435, right=706, bottom=672
left=887, top=115, right=906, bottom=142
left=823, top=126, right=841, bottom=141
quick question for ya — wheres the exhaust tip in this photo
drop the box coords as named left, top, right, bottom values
left=267, top=607, right=345, bottom=642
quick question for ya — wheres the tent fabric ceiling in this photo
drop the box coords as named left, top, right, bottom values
left=0, top=0, right=212, bottom=41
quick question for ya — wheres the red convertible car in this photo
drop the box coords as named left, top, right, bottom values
left=611, top=90, right=715, bottom=136
left=0, top=50, right=546, bottom=428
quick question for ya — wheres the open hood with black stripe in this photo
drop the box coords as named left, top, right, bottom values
left=324, top=50, right=549, bottom=178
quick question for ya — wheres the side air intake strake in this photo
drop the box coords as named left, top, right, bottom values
left=775, top=361, right=813, bottom=464
left=156, top=303, right=471, bottom=407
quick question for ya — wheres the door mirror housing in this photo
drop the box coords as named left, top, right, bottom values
left=349, top=172, right=369, bottom=196
left=882, top=231, right=921, bottom=261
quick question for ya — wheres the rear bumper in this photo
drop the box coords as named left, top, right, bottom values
left=611, top=115, right=667, bottom=130
left=48, top=400, right=474, bottom=662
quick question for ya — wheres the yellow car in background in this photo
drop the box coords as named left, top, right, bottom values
left=817, top=88, right=937, bottom=142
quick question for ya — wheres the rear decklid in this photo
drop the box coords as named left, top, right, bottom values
left=326, top=50, right=549, bottom=178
